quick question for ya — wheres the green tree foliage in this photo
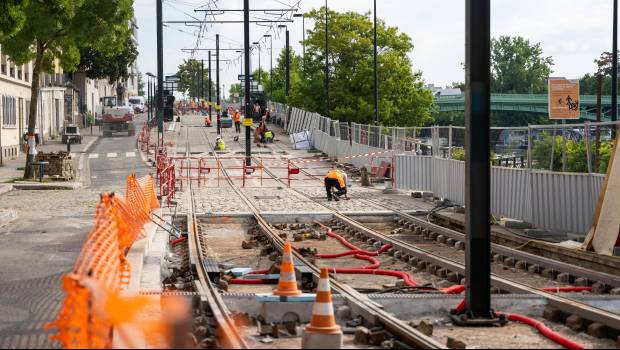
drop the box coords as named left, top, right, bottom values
left=274, top=8, right=433, bottom=127
left=491, top=36, right=554, bottom=94
left=78, top=37, right=138, bottom=83
left=0, top=0, right=135, bottom=178
left=263, top=48, right=303, bottom=105
left=138, top=72, right=145, bottom=96
left=0, top=0, right=28, bottom=38
left=531, top=132, right=612, bottom=173
left=177, top=59, right=215, bottom=99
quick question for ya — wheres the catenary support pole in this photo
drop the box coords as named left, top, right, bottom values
left=209, top=51, right=212, bottom=123
left=244, top=0, right=252, bottom=167
left=157, top=0, right=164, bottom=145
left=464, top=0, right=493, bottom=319
left=216, top=34, right=221, bottom=136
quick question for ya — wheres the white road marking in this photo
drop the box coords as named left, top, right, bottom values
left=88, top=154, right=99, bottom=159
left=126, top=152, right=136, bottom=158
left=107, top=153, right=118, bottom=158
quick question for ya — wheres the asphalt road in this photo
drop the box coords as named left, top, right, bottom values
left=0, top=114, right=153, bottom=348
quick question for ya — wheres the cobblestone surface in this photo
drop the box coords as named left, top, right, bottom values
left=240, top=187, right=328, bottom=214
left=192, top=187, right=251, bottom=214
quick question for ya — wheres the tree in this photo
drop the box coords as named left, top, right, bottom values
left=531, top=132, right=612, bottom=173
left=0, top=0, right=28, bottom=38
left=0, top=0, right=134, bottom=178
left=491, top=36, right=554, bottom=94
left=177, top=59, right=214, bottom=99
left=284, top=8, right=434, bottom=127
left=77, top=36, right=138, bottom=84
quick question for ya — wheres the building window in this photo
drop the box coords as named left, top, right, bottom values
left=2, top=96, right=16, bottom=126
left=0, top=54, right=6, bottom=75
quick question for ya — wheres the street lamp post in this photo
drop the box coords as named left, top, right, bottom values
left=293, top=13, right=306, bottom=71
left=613, top=0, right=618, bottom=137
left=216, top=34, right=221, bottom=136
left=244, top=0, right=252, bottom=167
left=373, top=0, right=379, bottom=127
left=325, top=0, right=330, bottom=118
left=264, top=35, right=273, bottom=100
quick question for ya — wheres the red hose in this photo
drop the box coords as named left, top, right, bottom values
left=500, top=313, right=584, bottom=350
left=171, top=236, right=188, bottom=246
left=442, top=284, right=466, bottom=294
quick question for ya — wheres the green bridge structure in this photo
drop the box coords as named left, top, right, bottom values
left=435, top=93, right=619, bottom=121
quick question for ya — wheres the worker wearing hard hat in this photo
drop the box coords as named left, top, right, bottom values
left=325, top=168, right=350, bottom=201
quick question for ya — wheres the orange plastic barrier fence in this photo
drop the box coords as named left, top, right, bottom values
left=45, top=174, right=160, bottom=349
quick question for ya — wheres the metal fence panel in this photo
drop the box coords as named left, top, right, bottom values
left=531, top=171, right=603, bottom=234
left=490, top=167, right=533, bottom=223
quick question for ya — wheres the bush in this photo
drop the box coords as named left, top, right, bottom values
left=531, top=132, right=612, bottom=173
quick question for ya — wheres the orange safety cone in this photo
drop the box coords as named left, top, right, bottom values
left=273, top=242, right=302, bottom=297
left=305, top=268, right=341, bottom=334
left=302, top=268, right=343, bottom=349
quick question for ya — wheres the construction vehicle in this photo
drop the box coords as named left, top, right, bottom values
left=101, top=96, right=135, bottom=137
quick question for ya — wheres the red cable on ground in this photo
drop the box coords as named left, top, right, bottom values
left=499, top=313, right=584, bottom=350
left=541, top=286, right=593, bottom=293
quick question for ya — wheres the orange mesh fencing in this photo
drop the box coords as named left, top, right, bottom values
left=46, top=174, right=161, bottom=349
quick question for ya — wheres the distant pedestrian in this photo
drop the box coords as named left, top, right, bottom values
left=233, top=110, right=241, bottom=134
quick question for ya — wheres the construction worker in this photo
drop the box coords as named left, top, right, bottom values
left=233, top=109, right=242, bottom=134
left=325, top=168, right=349, bottom=201
left=215, top=137, right=226, bottom=151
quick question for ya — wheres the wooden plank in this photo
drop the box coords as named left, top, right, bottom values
left=592, top=132, right=620, bottom=255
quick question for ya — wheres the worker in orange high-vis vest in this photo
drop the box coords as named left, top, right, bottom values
left=325, top=169, right=349, bottom=201
left=233, top=109, right=242, bottom=134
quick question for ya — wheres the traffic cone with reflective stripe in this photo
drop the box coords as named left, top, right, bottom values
left=273, top=242, right=302, bottom=297
left=305, top=268, right=341, bottom=334
left=302, top=268, right=342, bottom=349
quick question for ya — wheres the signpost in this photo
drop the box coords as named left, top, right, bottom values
left=548, top=78, right=580, bottom=120
left=238, top=75, right=254, bottom=81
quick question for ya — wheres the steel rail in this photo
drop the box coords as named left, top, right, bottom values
left=197, top=127, right=444, bottom=349
left=236, top=141, right=620, bottom=333
left=184, top=127, right=249, bottom=349
left=366, top=199, right=620, bottom=288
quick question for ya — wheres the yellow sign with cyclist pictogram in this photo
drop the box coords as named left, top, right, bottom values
left=548, top=78, right=580, bottom=120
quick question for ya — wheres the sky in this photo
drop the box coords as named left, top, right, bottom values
left=134, top=0, right=616, bottom=97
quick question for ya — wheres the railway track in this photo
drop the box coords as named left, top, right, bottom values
left=183, top=126, right=249, bottom=349
left=233, top=131, right=620, bottom=340
left=194, top=125, right=445, bottom=349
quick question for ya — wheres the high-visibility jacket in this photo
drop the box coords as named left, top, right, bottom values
left=233, top=113, right=241, bottom=123
left=326, top=170, right=346, bottom=188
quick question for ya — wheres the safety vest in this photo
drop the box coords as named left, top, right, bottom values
left=216, top=139, right=226, bottom=151
left=326, top=170, right=346, bottom=188
left=233, top=113, right=241, bottom=123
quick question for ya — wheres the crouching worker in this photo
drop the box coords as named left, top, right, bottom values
left=215, top=137, right=226, bottom=151
left=325, top=169, right=349, bottom=201
left=264, top=130, right=274, bottom=144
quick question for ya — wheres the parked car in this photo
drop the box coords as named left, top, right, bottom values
left=62, top=125, right=82, bottom=144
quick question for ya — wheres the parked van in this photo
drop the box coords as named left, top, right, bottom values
left=129, top=96, right=146, bottom=114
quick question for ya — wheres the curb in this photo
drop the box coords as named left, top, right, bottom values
left=77, top=135, right=101, bottom=188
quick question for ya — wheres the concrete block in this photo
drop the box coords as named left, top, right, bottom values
left=437, top=235, right=446, bottom=244
left=543, top=306, right=562, bottom=323
left=446, top=337, right=467, bottom=349
left=354, top=326, right=370, bottom=344
left=574, top=278, right=590, bottom=287
left=368, top=330, right=387, bottom=346
left=565, top=315, right=584, bottom=332
left=541, top=269, right=558, bottom=279
left=413, top=320, right=433, bottom=336
left=500, top=218, right=533, bottom=229
left=454, top=241, right=465, bottom=250
left=586, top=323, right=607, bottom=339
left=556, top=273, right=571, bottom=284
left=446, top=238, right=456, bottom=246
left=258, top=296, right=315, bottom=324
left=515, top=261, right=528, bottom=270
left=527, top=264, right=540, bottom=274
left=592, top=282, right=609, bottom=294
left=335, top=305, right=352, bottom=321
left=503, top=257, right=516, bottom=267
left=302, top=331, right=343, bottom=349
